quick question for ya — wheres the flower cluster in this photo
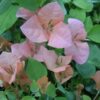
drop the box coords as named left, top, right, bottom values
left=0, top=2, right=89, bottom=85
left=17, top=2, right=89, bottom=64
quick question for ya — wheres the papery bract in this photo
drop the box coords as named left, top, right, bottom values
left=55, top=66, right=73, bottom=84
left=37, top=2, right=64, bottom=28
left=11, top=40, right=34, bottom=59
left=0, top=52, right=24, bottom=84
left=37, top=76, right=49, bottom=93
left=21, top=15, right=48, bottom=43
left=17, top=2, right=72, bottom=48
left=65, top=18, right=89, bottom=64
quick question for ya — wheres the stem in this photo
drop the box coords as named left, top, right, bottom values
left=93, top=91, right=100, bottom=100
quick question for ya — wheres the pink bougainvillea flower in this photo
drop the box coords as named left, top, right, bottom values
left=0, top=52, right=24, bottom=84
left=17, top=2, right=72, bottom=48
left=64, top=18, right=89, bottom=64
left=33, top=46, right=72, bottom=72
left=11, top=40, right=34, bottom=59
left=33, top=46, right=73, bottom=83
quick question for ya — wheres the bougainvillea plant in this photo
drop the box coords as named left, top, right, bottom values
left=0, top=0, right=100, bottom=100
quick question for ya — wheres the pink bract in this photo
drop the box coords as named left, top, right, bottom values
left=65, top=18, right=89, bottom=64
left=11, top=40, right=34, bottom=59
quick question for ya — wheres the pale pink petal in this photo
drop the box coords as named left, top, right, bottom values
left=33, top=46, right=46, bottom=62
left=0, top=52, right=19, bottom=65
left=33, top=46, right=58, bottom=70
left=38, top=2, right=64, bottom=27
left=68, top=18, right=86, bottom=40
left=21, top=15, right=47, bottom=43
left=74, top=42, right=89, bottom=64
left=65, top=44, right=77, bottom=58
left=11, top=41, right=33, bottom=58
left=16, top=7, right=33, bottom=20
left=65, top=42, right=89, bottom=64
left=52, top=65, right=69, bottom=73
left=48, top=22, right=72, bottom=48
left=43, top=50, right=58, bottom=70
left=33, top=43, right=46, bottom=61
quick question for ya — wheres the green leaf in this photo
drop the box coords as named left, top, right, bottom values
left=57, top=0, right=67, bottom=15
left=55, top=97, right=67, bottom=100
left=63, top=0, right=71, bottom=3
left=12, top=30, right=21, bottom=43
left=66, top=91, right=75, bottom=100
left=34, top=92, right=41, bottom=97
left=75, top=63, right=96, bottom=78
left=5, top=91, right=16, bottom=100
left=84, top=16, right=93, bottom=33
left=88, top=25, right=100, bottom=43
left=69, top=8, right=86, bottom=22
left=0, top=92, right=7, bottom=100
left=82, top=95, right=91, bottom=100
left=57, top=83, right=66, bottom=94
left=30, top=80, right=39, bottom=93
left=17, top=0, right=46, bottom=11
left=26, top=58, right=47, bottom=80
left=91, top=0, right=100, bottom=3
left=87, top=44, right=100, bottom=69
left=73, top=0, right=93, bottom=12
left=21, top=96, right=35, bottom=100
left=1, top=31, right=12, bottom=41
left=57, top=84, right=75, bottom=99
left=46, top=83, right=56, bottom=98
left=55, top=48, right=64, bottom=55
left=0, top=5, right=18, bottom=34
left=93, top=11, right=100, bottom=23
left=0, top=0, right=11, bottom=14
left=85, top=81, right=97, bottom=94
